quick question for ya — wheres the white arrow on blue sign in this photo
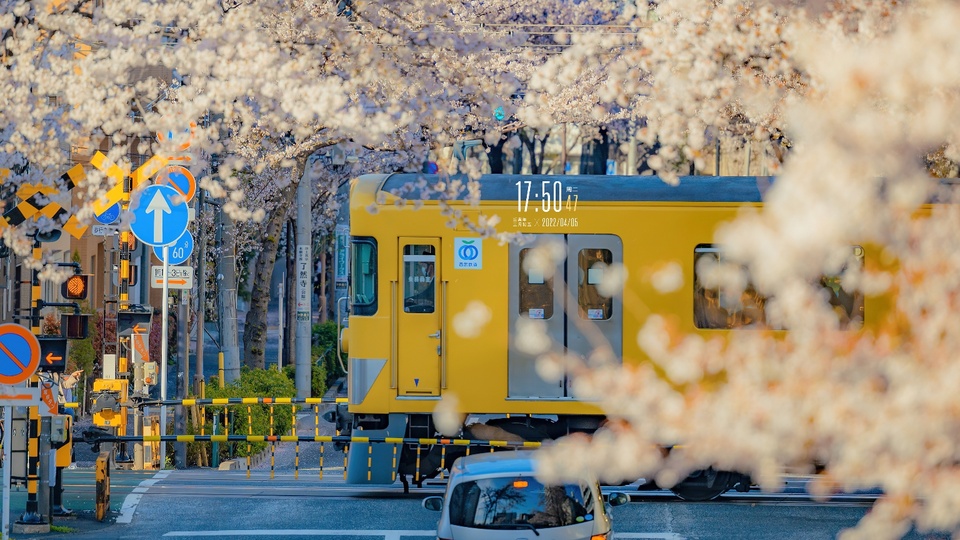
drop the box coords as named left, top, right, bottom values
left=154, top=230, right=194, bottom=265
left=129, top=184, right=189, bottom=247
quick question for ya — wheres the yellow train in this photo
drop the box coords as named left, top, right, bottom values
left=332, top=173, right=868, bottom=499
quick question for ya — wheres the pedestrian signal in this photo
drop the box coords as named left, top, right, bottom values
left=61, top=274, right=90, bottom=300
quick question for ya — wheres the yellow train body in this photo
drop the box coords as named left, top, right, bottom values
left=346, top=174, right=879, bottom=417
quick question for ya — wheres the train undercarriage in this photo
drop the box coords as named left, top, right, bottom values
left=323, top=406, right=751, bottom=501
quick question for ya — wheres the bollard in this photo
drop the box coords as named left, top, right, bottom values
left=95, top=452, right=110, bottom=522
left=211, top=414, right=219, bottom=469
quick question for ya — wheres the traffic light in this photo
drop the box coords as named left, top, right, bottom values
left=61, top=274, right=90, bottom=300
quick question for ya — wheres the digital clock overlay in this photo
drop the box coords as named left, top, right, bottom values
left=516, top=180, right=579, bottom=213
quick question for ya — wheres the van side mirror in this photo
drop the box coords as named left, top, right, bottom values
left=607, top=492, right=630, bottom=507
left=422, top=496, right=443, bottom=512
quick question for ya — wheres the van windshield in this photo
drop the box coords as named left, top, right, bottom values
left=448, top=476, right=595, bottom=530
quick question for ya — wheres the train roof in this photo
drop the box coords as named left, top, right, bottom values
left=360, top=174, right=960, bottom=205
left=375, top=174, right=772, bottom=203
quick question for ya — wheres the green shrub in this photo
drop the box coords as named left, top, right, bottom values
left=282, top=359, right=327, bottom=398
left=196, top=367, right=298, bottom=462
left=312, top=322, right=346, bottom=389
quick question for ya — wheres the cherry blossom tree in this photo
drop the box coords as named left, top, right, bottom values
left=514, top=2, right=960, bottom=538
left=7, top=0, right=960, bottom=536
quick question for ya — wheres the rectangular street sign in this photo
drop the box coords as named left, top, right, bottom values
left=151, top=265, right=194, bottom=289
left=0, top=386, right=40, bottom=407
left=91, top=224, right=118, bottom=236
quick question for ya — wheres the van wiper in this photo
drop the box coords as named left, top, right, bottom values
left=482, top=522, right=540, bottom=536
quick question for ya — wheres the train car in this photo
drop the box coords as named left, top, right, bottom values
left=330, top=173, right=869, bottom=499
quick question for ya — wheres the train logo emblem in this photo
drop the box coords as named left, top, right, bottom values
left=454, top=238, right=482, bottom=269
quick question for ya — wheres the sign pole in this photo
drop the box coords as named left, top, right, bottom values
left=159, top=244, right=169, bottom=470
left=277, top=279, right=283, bottom=371
left=3, top=403, right=12, bottom=540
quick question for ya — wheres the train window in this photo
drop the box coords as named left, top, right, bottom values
left=350, top=237, right=377, bottom=316
left=578, top=249, right=613, bottom=320
left=693, top=245, right=766, bottom=329
left=403, top=245, right=435, bottom=313
left=693, top=244, right=865, bottom=330
left=519, top=248, right=554, bottom=320
left=820, top=246, right=866, bottom=330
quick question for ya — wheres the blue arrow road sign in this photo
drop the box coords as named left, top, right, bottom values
left=154, top=230, right=194, bottom=265
left=129, top=184, right=189, bottom=247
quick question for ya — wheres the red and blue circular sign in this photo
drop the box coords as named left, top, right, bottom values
left=0, top=323, right=41, bottom=385
left=156, top=165, right=196, bottom=203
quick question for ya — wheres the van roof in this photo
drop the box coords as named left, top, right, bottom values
left=453, top=450, right=540, bottom=477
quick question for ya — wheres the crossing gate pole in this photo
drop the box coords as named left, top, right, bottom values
left=95, top=452, right=110, bottom=522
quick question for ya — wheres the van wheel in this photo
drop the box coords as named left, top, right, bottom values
left=670, top=469, right=732, bottom=502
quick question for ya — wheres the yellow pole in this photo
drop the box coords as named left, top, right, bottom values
left=20, top=242, right=43, bottom=525
left=218, top=353, right=224, bottom=388
left=246, top=405, right=252, bottom=478
left=269, top=405, right=275, bottom=480
left=292, top=405, right=299, bottom=480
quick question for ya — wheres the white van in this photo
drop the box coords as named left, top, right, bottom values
left=422, top=450, right=629, bottom=540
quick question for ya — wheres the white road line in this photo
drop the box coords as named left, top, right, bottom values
left=162, top=530, right=437, bottom=537
left=162, top=530, right=683, bottom=539
left=116, top=470, right=172, bottom=524
left=616, top=535, right=686, bottom=539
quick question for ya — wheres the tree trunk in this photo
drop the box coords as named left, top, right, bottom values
left=241, top=182, right=297, bottom=370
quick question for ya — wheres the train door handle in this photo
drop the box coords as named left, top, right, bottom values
left=427, top=331, right=441, bottom=339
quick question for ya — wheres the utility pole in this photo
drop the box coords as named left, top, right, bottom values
left=294, top=157, right=314, bottom=398
left=174, top=290, right=188, bottom=468
left=219, top=208, right=240, bottom=382
left=277, top=279, right=284, bottom=371
left=195, top=188, right=205, bottom=390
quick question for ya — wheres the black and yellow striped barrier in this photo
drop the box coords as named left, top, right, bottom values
left=140, top=397, right=347, bottom=407
left=83, top=432, right=540, bottom=448
left=81, top=429, right=540, bottom=483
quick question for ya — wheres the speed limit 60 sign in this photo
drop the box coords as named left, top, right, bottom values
left=153, top=230, right=194, bottom=265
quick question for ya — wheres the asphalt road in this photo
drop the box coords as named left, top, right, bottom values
left=9, top=468, right=884, bottom=540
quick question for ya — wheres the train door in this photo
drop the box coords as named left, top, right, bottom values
left=397, top=238, right=441, bottom=396
left=508, top=234, right=622, bottom=398
left=509, top=235, right=565, bottom=398
left=565, top=235, right=623, bottom=365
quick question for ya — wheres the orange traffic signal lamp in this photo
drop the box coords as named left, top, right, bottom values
left=61, top=274, right=91, bottom=300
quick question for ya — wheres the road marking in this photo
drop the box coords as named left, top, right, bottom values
left=117, top=470, right=172, bottom=524
left=161, top=530, right=683, bottom=539
left=162, top=531, right=436, bottom=538
left=616, top=535, right=686, bottom=539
